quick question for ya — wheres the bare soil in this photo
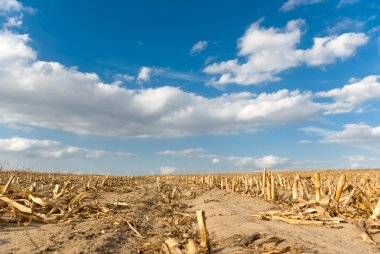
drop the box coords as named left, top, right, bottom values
left=186, top=188, right=380, bottom=253
left=1, top=172, right=380, bottom=254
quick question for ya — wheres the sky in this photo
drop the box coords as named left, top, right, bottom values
left=0, top=0, right=380, bottom=175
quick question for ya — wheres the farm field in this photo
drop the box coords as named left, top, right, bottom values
left=0, top=169, right=380, bottom=254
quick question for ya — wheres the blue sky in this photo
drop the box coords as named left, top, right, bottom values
left=0, top=0, right=380, bottom=175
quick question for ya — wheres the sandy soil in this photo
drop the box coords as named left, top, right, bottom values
left=1, top=178, right=379, bottom=254
left=186, top=189, right=380, bottom=253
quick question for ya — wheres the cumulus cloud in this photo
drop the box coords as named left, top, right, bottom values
left=3, top=15, right=22, bottom=28
left=190, top=40, right=208, bottom=55
left=0, top=137, right=132, bottom=158
left=204, top=19, right=368, bottom=86
left=321, top=124, right=380, bottom=150
left=0, top=18, right=376, bottom=139
left=160, top=166, right=176, bottom=174
left=226, top=155, right=289, bottom=168
left=0, top=0, right=22, bottom=14
left=115, top=73, right=135, bottom=82
left=157, top=148, right=289, bottom=169
left=0, top=29, right=329, bottom=138
left=317, top=75, right=380, bottom=114
left=301, top=33, right=368, bottom=66
left=280, top=0, right=324, bottom=12
left=342, top=155, right=376, bottom=168
left=304, top=123, right=380, bottom=151
left=137, top=66, right=151, bottom=83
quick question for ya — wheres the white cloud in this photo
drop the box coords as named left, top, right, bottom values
left=204, top=19, right=368, bottom=87
left=160, top=166, right=176, bottom=174
left=204, top=56, right=215, bottom=65
left=0, top=31, right=36, bottom=65
left=301, top=126, right=334, bottom=136
left=157, top=148, right=206, bottom=157
left=115, top=73, right=135, bottom=82
left=317, top=75, right=380, bottom=114
left=343, top=155, right=372, bottom=168
left=226, top=155, right=289, bottom=169
left=153, top=67, right=205, bottom=83
left=297, top=139, right=311, bottom=144
left=301, top=33, right=368, bottom=66
left=3, top=15, right=22, bottom=28
left=369, top=26, right=380, bottom=34
left=0, top=137, right=132, bottom=158
left=212, top=158, right=220, bottom=164
left=342, top=155, right=378, bottom=168
left=0, top=29, right=328, bottom=138
left=0, top=26, right=376, bottom=139
left=0, top=137, right=60, bottom=152
left=337, top=0, right=360, bottom=8
left=321, top=124, right=380, bottom=150
left=280, top=0, right=324, bottom=12
left=157, top=148, right=288, bottom=169
left=255, top=155, right=289, bottom=168
left=325, top=18, right=365, bottom=34
left=305, top=123, right=380, bottom=151
left=137, top=66, right=151, bottom=83
left=190, top=40, right=208, bottom=55
left=0, top=0, right=22, bottom=14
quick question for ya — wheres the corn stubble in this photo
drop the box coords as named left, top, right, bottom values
left=0, top=168, right=380, bottom=253
left=194, top=169, right=380, bottom=248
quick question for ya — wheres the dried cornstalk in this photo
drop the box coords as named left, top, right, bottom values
left=292, top=176, right=299, bottom=200
left=266, top=173, right=271, bottom=200
left=126, top=221, right=143, bottom=238
left=231, top=178, right=236, bottom=192
left=28, top=194, right=49, bottom=207
left=353, top=221, right=376, bottom=245
left=86, top=178, right=91, bottom=190
left=315, top=173, right=321, bottom=201
left=196, top=210, right=210, bottom=253
left=327, top=179, right=332, bottom=196
left=371, top=199, right=380, bottom=220
left=270, top=171, right=275, bottom=200
left=164, top=238, right=183, bottom=254
left=0, top=195, right=32, bottom=213
left=186, top=240, right=198, bottom=254
left=171, top=186, right=177, bottom=199
left=262, top=168, right=266, bottom=195
left=300, top=180, right=310, bottom=200
left=277, top=174, right=283, bottom=189
left=101, top=173, right=109, bottom=186
left=334, top=175, right=346, bottom=202
left=297, top=177, right=304, bottom=199
left=343, top=186, right=356, bottom=207
left=29, top=182, right=37, bottom=192
left=1, top=174, right=14, bottom=194
left=0, top=195, right=47, bottom=221
left=53, top=184, right=60, bottom=196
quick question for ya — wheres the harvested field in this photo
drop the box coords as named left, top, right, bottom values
left=1, top=169, right=380, bottom=253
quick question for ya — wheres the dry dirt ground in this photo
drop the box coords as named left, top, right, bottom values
left=1, top=177, right=379, bottom=254
left=186, top=189, right=380, bottom=254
